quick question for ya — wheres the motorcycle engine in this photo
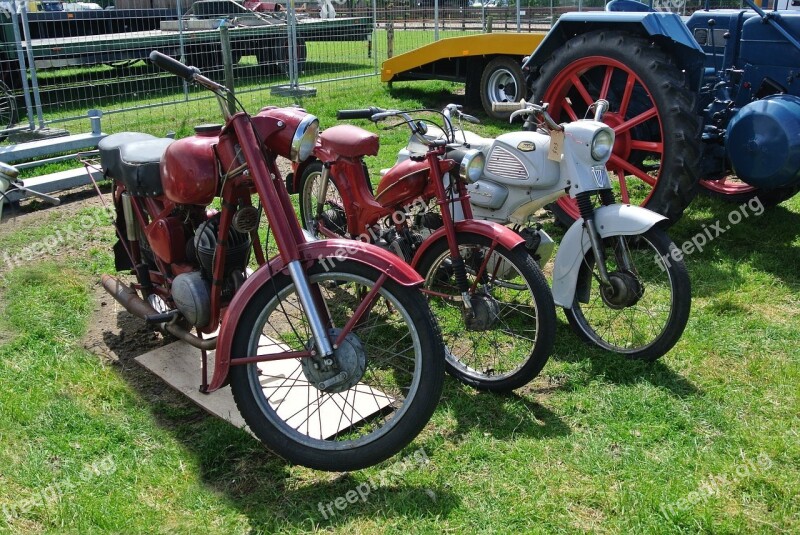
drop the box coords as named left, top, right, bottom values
left=172, top=214, right=251, bottom=327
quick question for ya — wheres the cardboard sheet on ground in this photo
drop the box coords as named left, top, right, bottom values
left=135, top=336, right=394, bottom=440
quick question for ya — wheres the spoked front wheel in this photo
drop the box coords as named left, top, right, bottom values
left=563, top=227, right=691, bottom=361
left=229, top=261, right=444, bottom=471
left=415, top=232, right=556, bottom=393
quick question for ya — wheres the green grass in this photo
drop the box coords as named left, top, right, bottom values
left=1, top=78, right=799, bottom=533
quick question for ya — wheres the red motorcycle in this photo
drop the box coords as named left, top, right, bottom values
left=292, top=107, right=557, bottom=392
left=90, top=52, right=445, bottom=472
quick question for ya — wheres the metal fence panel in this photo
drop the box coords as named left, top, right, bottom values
left=0, top=0, right=749, bottom=141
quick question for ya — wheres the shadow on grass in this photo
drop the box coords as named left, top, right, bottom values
left=100, top=309, right=459, bottom=530
left=549, top=324, right=701, bottom=399
left=442, top=378, right=571, bottom=441
left=668, top=195, right=800, bottom=296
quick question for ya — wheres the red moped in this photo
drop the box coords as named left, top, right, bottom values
left=90, top=52, right=445, bottom=471
left=292, top=107, right=557, bottom=392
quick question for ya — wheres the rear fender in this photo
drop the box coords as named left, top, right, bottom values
left=551, top=204, right=667, bottom=308
left=207, top=239, right=423, bottom=392
left=410, top=219, right=525, bottom=269
left=523, top=12, right=705, bottom=93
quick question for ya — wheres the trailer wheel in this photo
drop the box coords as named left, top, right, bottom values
left=258, top=39, right=307, bottom=76
left=529, top=31, right=701, bottom=226
left=480, top=56, right=525, bottom=120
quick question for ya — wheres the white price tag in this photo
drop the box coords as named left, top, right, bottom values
left=548, top=130, right=564, bottom=162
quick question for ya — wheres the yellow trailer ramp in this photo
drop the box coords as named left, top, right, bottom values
left=380, top=32, right=546, bottom=119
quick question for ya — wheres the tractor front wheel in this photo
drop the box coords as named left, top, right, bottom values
left=529, top=31, right=701, bottom=226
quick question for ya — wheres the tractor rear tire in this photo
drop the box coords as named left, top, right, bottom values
left=529, top=31, right=701, bottom=226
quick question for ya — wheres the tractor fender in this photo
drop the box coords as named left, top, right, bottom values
left=410, top=219, right=525, bottom=269
left=207, top=238, right=423, bottom=392
left=523, top=11, right=705, bottom=93
left=551, top=204, right=667, bottom=308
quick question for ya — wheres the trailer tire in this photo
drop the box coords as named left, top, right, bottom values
left=480, top=56, right=525, bottom=120
left=529, top=31, right=701, bottom=226
left=0, top=81, right=17, bottom=142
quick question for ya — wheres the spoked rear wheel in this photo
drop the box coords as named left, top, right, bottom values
left=415, top=232, right=556, bottom=392
left=563, top=227, right=691, bottom=361
left=229, top=261, right=444, bottom=471
left=298, top=160, right=347, bottom=238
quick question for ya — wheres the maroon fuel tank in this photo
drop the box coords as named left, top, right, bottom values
left=374, top=158, right=430, bottom=209
left=160, top=125, right=220, bottom=206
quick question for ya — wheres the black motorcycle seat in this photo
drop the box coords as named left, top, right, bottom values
left=99, top=132, right=157, bottom=181
left=99, top=133, right=173, bottom=197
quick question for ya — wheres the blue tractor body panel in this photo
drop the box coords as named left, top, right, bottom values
left=525, top=11, right=706, bottom=93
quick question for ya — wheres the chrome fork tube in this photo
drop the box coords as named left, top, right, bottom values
left=287, top=259, right=334, bottom=357
left=315, top=165, right=330, bottom=216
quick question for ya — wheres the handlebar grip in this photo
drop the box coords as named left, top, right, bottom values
left=491, top=101, right=526, bottom=113
left=461, top=113, right=481, bottom=124
left=149, top=51, right=198, bottom=81
left=336, top=107, right=383, bottom=120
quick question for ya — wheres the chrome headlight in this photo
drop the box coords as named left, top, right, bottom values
left=590, top=127, right=614, bottom=162
left=290, top=114, right=320, bottom=162
left=460, top=149, right=485, bottom=183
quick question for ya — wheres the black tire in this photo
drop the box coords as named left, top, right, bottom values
left=185, top=47, right=241, bottom=72
left=563, top=227, right=691, bottom=361
left=298, top=160, right=372, bottom=238
left=298, top=160, right=347, bottom=238
left=258, top=39, right=307, bottom=76
left=480, top=56, right=525, bottom=120
left=228, top=260, right=445, bottom=471
left=415, top=232, right=556, bottom=392
left=0, top=81, right=18, bottom=141
left=528, top=31, right=701, bottom=226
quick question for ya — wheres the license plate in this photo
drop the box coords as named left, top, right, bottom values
left=592, top=166, right=610, bottom=189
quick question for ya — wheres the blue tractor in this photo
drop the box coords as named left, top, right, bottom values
left=521, top=0, right=800, bottom=224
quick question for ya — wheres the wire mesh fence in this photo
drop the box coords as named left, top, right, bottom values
left=0, top=0, right=755, bottom=143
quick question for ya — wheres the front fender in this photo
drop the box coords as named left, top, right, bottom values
left=207, top=239, right=423, bottom=392
left=551, top=204, right=666, bottom=308
left=410, top=219, right=525, bottom=269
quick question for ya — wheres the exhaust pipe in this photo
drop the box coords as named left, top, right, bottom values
left=101, top=275, right=217, bottom=351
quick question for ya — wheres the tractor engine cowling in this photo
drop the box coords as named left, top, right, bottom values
left=726, top=94, right=800, bottom=189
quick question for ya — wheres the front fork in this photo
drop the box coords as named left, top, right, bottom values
left=576, top=190, right=634, bottom=287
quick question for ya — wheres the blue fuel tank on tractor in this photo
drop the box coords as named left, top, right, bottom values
left=726, top=94, right=800, bottom=189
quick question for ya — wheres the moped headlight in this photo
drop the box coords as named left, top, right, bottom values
left=460, top=149, right=485, bottom=183
left=290, top=114, right=320, bottom=162
left=590, top=127, right=614, bottom=162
